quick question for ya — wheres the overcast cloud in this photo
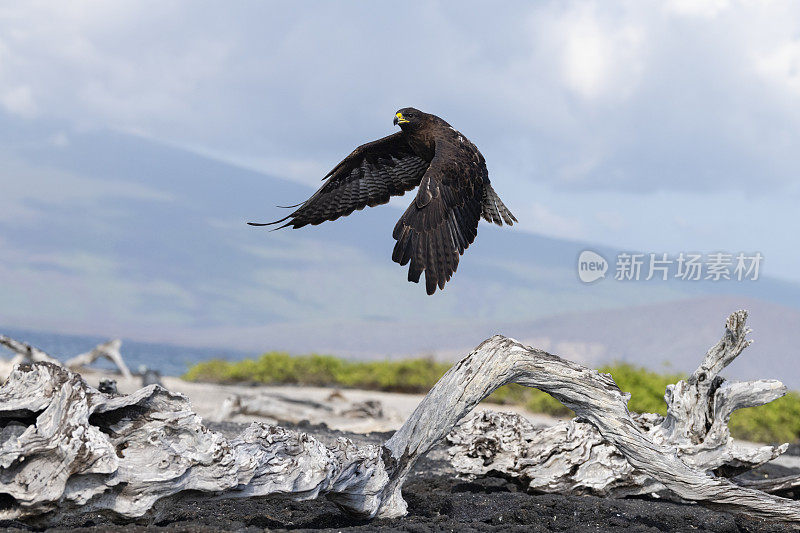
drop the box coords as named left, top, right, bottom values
left=1, top=1, right=799, bottom=280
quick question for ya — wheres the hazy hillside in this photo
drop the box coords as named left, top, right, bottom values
left=484, top=296, right=800, bottom=388
left=3, top=295, right=796, bottom=389
left=167, top=296, right=798, bottom=387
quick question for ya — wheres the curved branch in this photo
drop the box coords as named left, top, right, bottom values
left=0, top=335, right=61, bottom=366
left=382, top=334, right=800, bottom=521
left=65, top=339, right=131, bottom=378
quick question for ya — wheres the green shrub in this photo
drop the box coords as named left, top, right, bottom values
left=184, top=352, right=449, bottom=393
left=183, top=358, right=232, bottom=383
left=729, top=392, right=800, bottom=443
left=526, top=390, right=574, bottom=417
left=599, top=363, right=683, bottom=416
left=184, top=355, right=800, bottom=443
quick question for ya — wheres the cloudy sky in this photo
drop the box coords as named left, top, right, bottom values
left=1, top=0, right=799, bottom=284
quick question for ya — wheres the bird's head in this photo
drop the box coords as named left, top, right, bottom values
left=393, top=107, right=428, bottom=131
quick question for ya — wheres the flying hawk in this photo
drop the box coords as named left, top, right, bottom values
left=249, top=108, right=517, bottom=294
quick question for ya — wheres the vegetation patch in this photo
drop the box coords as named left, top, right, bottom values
left=184, top=354, right=800, bottom=443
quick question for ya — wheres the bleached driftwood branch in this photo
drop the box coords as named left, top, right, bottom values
left=0, top=362, right=393, bottom=523
left=1, top=311, right=799, bottom=525
left=739, top=474, right=800, bottom=496
left=215, top=391, right=389, bottom=430
left=448, top=310, right=789, bottom=498
left=0, top=335, right=61, bottom=366
left=64, top=339, right=132, bottom=379
left=0, top=335, right=131, bottom=379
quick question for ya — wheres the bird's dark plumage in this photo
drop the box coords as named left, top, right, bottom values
left=249, top=108, right=517, bottom=294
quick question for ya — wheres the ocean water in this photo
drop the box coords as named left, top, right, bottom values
left=0, top=326, right=255, bottom=377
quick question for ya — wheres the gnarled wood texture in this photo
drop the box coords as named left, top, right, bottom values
left=0, top=311, right=798, bottom=525
left=448, top=310, right=788, bottom=498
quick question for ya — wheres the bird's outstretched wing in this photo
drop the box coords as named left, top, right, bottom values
left=391, top=145, right=484, bottom=295
left=249, top=132, right=429, bottom=229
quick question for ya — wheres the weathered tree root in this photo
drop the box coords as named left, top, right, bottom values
left=1, top=311, right=799, bottom=524
left=0, top=362, right=392, bottom=523
left=448, top=309, right=790, bottom=499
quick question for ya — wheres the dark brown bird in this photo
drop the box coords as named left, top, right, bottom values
left=249, top=108, right=517, bottom=294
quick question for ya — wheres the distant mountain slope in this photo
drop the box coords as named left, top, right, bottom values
left=2, top=296, right=795, bottom=389
left=199, top=296, right=797, bottom=388
left=498, top=296, right=800, bottom=388
left=1, top=112, right=798, bottom=356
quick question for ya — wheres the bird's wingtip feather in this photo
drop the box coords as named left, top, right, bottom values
left=269, top=222, right=293, bottom=232
left=247, top=213, right=294, bottom=227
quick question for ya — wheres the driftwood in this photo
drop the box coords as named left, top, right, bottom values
left=740, top=474, right=800, bottom=496
left=0, top=335, right=61, bottom=367
left=0, top=362, right=393, bottom=523
left=0, top=311, right=799, bottom=525
left=448, top=309, right=788, bottom=498
left=215, top=391, right=387, bottom=425
left=65, top=339, right=132, bottom=379
left=0, top=335, right=131, bottom=379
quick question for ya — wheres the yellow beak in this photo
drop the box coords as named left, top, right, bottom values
left=394, top=112, right=409, bottom=125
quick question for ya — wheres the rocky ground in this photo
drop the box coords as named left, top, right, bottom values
left=1, top=419, right=797, bottom=533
